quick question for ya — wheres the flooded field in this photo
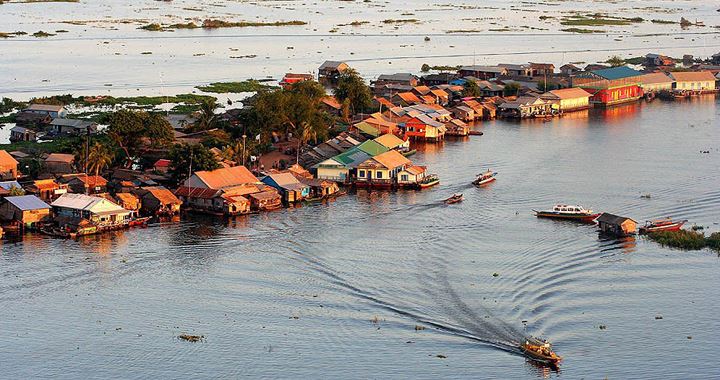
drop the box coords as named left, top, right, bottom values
left=2, top=0, right=720, bottom=99
left=1, top=97, right=718, bottom=378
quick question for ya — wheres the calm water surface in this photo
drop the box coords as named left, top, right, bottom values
left=1, top=97, right=719, bottom=379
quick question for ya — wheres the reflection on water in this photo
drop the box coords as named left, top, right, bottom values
left=0, top=98, right=718, bottom=379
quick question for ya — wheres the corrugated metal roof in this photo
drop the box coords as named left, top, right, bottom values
left=356, top=140, right=389, bottom=156
left=51, top=193, right=125, bottom=212
left=668, top=71, right=716, bottom=82
left=50, top=118, right=96, bottom=128
left=27, top=104, right=64, bottom=112
left=590, top=66, right=642, bottom=80
left=4, top=195, right=50, bottom=211
left=0, top=181, right=21, bottom=191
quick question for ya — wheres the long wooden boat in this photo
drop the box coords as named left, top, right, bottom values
left=418, top=174, right=440, bottom=189
left=472, top=170, right=497, bottom=186
left=468, top=130, right=484, bottom=136
left=639, top=218, right=687, bottom=234
left=444, top=193, right=463, bottom=204
left=520, top=339, right=562, bottom=365
left=533, top=204, right=600, bottom=223
left=401, top=149, right=417, bottom=157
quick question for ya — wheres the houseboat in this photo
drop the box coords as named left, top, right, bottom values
left=472, top=170, right=497, bottom=186
left=533, top=204, right=600, bottom=223
left=638, top=218, right=687, bottom=234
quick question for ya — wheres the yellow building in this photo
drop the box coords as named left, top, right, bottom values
left=356, top=150, right=411, bottom=187
left=540, top=88, right=592, bottom=112
left=639, top=72, right=673, bottom=92
left=669, top=71, right=716, bottom=91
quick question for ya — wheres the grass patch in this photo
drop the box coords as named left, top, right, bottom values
left=651, top=19, right=676, bottom=24
left=168, top=22, right=200, bottom=29
left=561, top=28, right=606, bottom=34
left=139, top=23, right=163, bottom=31
left=32, top=30, right=55, bottom=37
left=647, top=230, right=720, bottom=251
left=201, top=19, right=306, bottom=28
left=196, top=80, right=274, bottom=93
left=560, top=14, right=643, bottom=27
left=381, top=19, right=420, bottom=24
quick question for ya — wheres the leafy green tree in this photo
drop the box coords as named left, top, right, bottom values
left=107, top=109, right=173, bottom=167
left=537, top=81, right=559, bottom=92
left=503, top=82, right=521, bottom=96
left=289, top=80, right=326, bottom=102
left=169, top=143, right=221, bottom=184
left=8, top=185, right=25, bottom=196
left=334, top=68, right=373, bottom=115
left=462, top=80, right=482, bottom=97
left=194, top=98, right=219, bottom=131
left=421, top=63, right=431, bottom=72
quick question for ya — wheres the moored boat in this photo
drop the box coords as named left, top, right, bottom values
left=472, top=170, right=497, bottom=186
left=520, top=339, right=562, bottom=365
left=533, top=204, right=599, bottom=223
left=418, top=174, right=440, bottom=189
left=444, top=193, right=463, bottom=204
left=639, top=218, right=687, bottom=234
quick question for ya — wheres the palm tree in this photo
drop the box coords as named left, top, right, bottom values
left=195, top=99, right=218, bottom=131
left=296, top=121, right=318, bottom=164
left=87, top=142, right=114, bottom=178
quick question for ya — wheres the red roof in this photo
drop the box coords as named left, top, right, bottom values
left=154, top=159, right=171, bottom=168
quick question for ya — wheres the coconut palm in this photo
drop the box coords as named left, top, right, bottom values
left=296, top=121, right=319, bottom=164
left=87, top=142, right=114, bottom=177
left=195, top=99, right=218, bottom=131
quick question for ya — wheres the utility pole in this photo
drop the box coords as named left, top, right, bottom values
left=242, top=134, right=247, bottom=167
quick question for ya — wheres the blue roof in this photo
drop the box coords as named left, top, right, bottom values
left=4, top=195, right=50, bottom=211
left=0, top=181, right=21, bottom=191
left=590, top=66, right=642, bottom=80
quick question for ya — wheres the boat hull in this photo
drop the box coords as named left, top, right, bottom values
left=534, top=211, right=600, bottom=223
left=639, top=221, right=685, bottom=234
left=473, top=177, right=496, bottom=186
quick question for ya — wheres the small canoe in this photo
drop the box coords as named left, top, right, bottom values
left=444, top=193, right=463, bottom=204
left=639, top=218, right=687, bottom=234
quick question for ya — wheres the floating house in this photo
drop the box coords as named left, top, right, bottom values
left=356, top=150, right=412, bottom=188
left=498, top=63, right=532, bottom=78
left=404, top=114, right=446, bottom=141
left=112, top=192, right=141, bottom=212
left=499, top=96, right=552, bottom=118
left=279, top=73, right=314, bottom=89
left=261, top=172, right=310, bottom=203
left=444, top=119, right=470, bottom=136
left=51, top=193, right=134, bottom=231
left=61, top=174, right=108, bottom=195
left=9, top=126, right=38, bottom=142
left=44, top=153, right=75, bottom=175
left=559, top=64, right=581, bottom=76
left=668, top=71, right=716, bottom=92
left=0, top=150, right=19, bottom=180
left=397, top=165, right=428, bottom=187
left=23, top=104, right=66, bottom=119
left=596, top=213, right=637, bottom=236
left=0, top=195, right=51, bottom=228
left=638, top=72, right=674, bottom=93
left=318, top=61, right=349, bottom=87
left=458, top=65, right=507, bottom=80
left=529, top=63, right=555, bottom=77
left=314, top=148, right=371, bottom=182
left=49, top=118, right=98, bottom=136
left=25, top=179, right=68, bottom=202
left=540, top=88, right=592, bottom=113
left=373, top=133, right=410, bottom=152
left=133, top=186, right=181, bottom=216
left=572, top=66, right=643, bottom=106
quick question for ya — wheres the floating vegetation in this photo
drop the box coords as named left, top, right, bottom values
left=196, top=80, right=274, bottom=93
left=201, top=19, right=307, bottom=29
left=381, top=19, right=420, bottom=24
left=168, top=22, right=200, bottom=29
left=178, top=334, right=204, bottom=343
left=646, top=230, right=720, bottom=251
left=651, top=19, right=676, bottom=24
left=139, top=23, right=163, bottom=31
left=561, top=14, right=643, bottom=27
left=561, top=28, right=606, bottom=34
left=32, top=30, right=56, bottom=37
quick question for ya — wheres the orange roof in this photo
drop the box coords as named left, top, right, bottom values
left=32, top=179, right=59, bottom=191
left=0, top=150, right=18, bottom=167
left=376, top=97, right=394, bottom=109
left=144, top=186, right=181, bottom=205
left=546, top=87, right=592, bottom=100
left=639, top=72, right=673, bottom=85
left=430, top=89, right=448, bottom=98
left=194, top=166, right=259, bottom=189
left=413, top=85, right=431, bottom=95
left=362, top=116, right=397, bottom=129
left=321, top=96, right=342, bottom=110
left=45, top=153, right=75, bottom=163
left=115, top=192, right=140, bottom=204
left=404, top=165, right=427, bottom=175
left=396, top=92, right=422, bottom=104
left=421, top=95, right=436, bottom=104
left=668, top=71, right=716, bottom=82
left=175, top=186, right=219, bottom=199
left=374, top=133, right=406, bottom=149
left=75, top=175, right=108, bottom=187
left=369, top=150, right=411, bottom=169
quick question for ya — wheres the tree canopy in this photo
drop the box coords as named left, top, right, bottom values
left=462, top=81, right=482, bottom=97
left=169, top=143, right=221, bottom=184
left=333, top=68, right=373, bottom=115
left=106, top=109, right=173, bottom=167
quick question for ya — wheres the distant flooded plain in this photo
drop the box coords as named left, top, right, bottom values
left=2, top=0, right=720, bottom=98
left=0, top=97, right=718, bottom=378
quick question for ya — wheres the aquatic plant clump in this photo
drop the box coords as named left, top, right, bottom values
left=646, top=230, right=709, bottom=251
left=196, top=80, right=275, bottom=93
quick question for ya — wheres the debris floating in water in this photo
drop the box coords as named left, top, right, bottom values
left=178, top=334, right=204, bottom=342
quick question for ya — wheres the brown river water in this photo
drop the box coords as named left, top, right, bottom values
left=1, top=96, right=718, bottom=378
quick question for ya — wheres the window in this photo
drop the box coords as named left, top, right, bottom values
left=401, top=174, right=409, bottom=181
left=376, top=171, right=383, bottom=179
left=359, top=170, right=366, bottom=178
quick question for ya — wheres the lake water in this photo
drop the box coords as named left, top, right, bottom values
left=1, top=96, right=718, bottom=378
left=2, top=0, right=720, bottom=99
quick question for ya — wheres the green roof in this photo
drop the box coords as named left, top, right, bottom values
left=332, top=147, right=372, bottom=168
left=589, top=66, right=642, bottom=80
left=355, top=121, right=380, bottom=137
left=356, top=140, right=389, bottom=157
